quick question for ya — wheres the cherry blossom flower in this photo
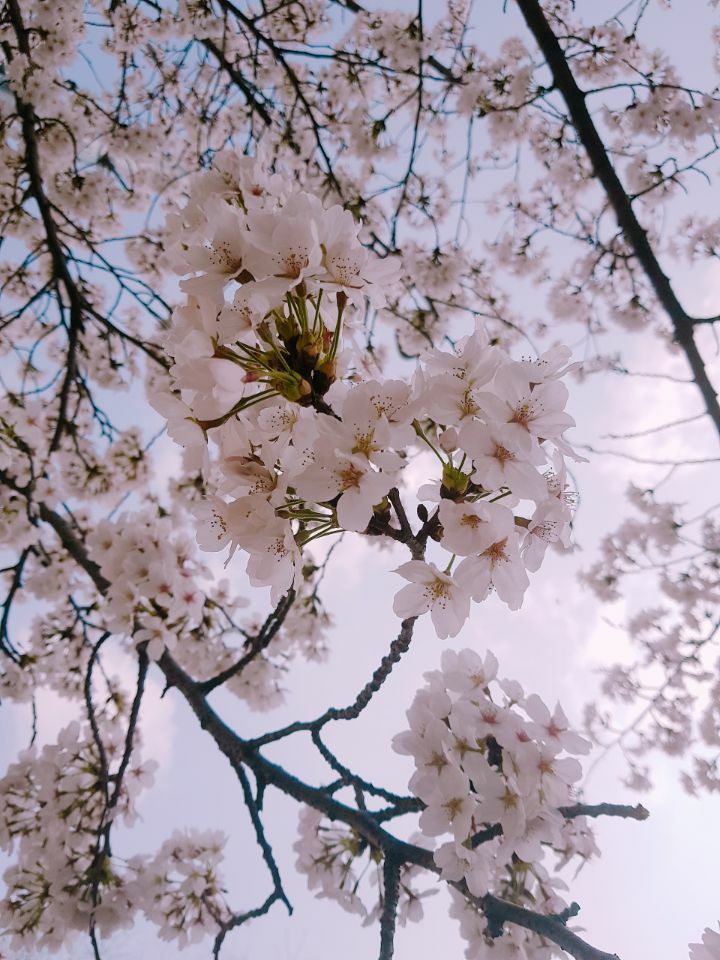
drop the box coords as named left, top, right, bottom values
left=456, top=506, right=530, bottom=609
left=419, top=766, right=478, bottom=840
left=245, top=193, right=323, bottom=288
left=690, top=925, right=720, bottom=960
left=393, top=561, right=472, bottom=639
left=458, top=421, right=548, bottom=501
left=242, top=512, right=302, bottom=603
left=480, top=364, right=575, bottom=440
left=521, top=497, right=572, bottom=572
left=439, top=499, right=494, bottom=556
left=296, top=447, right=393, bottom=532
left=524, top=695, right=592, bottom=755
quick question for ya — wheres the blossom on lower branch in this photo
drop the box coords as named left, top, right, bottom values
left=393, top=649, right=595, bottom=958
left=294, top=649, right=598, bottom=959
left=128, top=830, right=232, bottom=948
left=86, top=505, right=331, bottom=709
left=0, top=718, right=233, bottom=951
left=293, top=807, right=436, bottom=925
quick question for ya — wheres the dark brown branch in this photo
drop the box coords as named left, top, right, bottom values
left=197, top=588, right=296, bottom=694
left=515, top=0, right=720, bottom=438
left=28, top=499, right=630, bottom=960
left=3, top=0, right=110, bottom=454
left=36, top=502, right=110, bottom=592
left=379, top=854, right=401, bottom=960
left=387, top=488, right=422, bottom=559
left=233, top=761, right=292, bottom=913
left=212, top=893, right=281, bottom=960
left=108, top=648, right=149, bottom=814
left=327, top=0, right=462, bottom=84
left=558, top=802, right=649, bottom=822
left=219, top=0, right=343, bottom=195
left=465, top=801, right=648, bottom=850
left=88, top=644, right=148, bottom=950
left=202, top=38, right=273, bottom=126
left=311, top=728, right=416, bottom=806
left=474, top=887, right=620, bottom=960
left=0, top=547, right=29, bottom=661
left=249, top=616, right=417, bottom=747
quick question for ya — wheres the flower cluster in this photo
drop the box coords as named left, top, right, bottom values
left=580, top=486, right=720, bottom=795
left=0, top=719, right=234, bottom=952
left=393, top=649, right=595, bottom=956
left=128, top=830, right=231, bottom=948
left=158, top=154, right=580, bottom=637
left=86, top=506, right=331, bottom=709
left=294, top=807, right=434, bottom=924
left=0, top=721, right=155, bottom=953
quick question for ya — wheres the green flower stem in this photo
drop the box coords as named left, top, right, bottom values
left=412, top=420, right=446, bottom=464
left=196, top=390, right=279, bottom=431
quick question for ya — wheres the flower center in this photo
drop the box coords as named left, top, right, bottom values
left=460, top=389, right=479, bottom=417
left=422, top=577, right=451, bottom=607
left=493, top=444, right=515, bottom=464
left=278, top=248, right=309, bottom=279
left=443, top=797, right=464, bottom=821
left=510, top=400, right=532, bottom=427
left=460, top=513, right=482, bottom=529
left=483, top=538, right=508, bottom=565
left=337, top=463, right=364, bottom=491
left=427, top=751, right=448, bottom=772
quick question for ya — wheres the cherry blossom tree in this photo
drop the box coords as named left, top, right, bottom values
left=0, top=1, right=719, bottom=958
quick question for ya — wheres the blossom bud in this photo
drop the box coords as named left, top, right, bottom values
left=298, top=333, right=322, bottom=373
left=279, top=375, right=313, bottom=402
left=440, top=464, right=470, bottom=499
left=313, top=359, right=337, bottom=395
left=439, top=427, right=459, bottom=453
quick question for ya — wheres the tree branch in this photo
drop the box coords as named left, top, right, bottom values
left=26, top=497, right=630, bottom=960
left=515, top=0, right=720, bottom=439
left=558, top=801, right=649, bottom=822
left=202, top=38, right=273, bottom=127
left=379, top=853, right=401, bottom=960
left=473, top=887, right=620, bottom=960
left=197, top=589, right=296, bottom=695
left=248, top=616, right=418, bottom=747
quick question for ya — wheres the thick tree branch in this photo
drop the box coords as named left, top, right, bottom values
left=27, top=498, right=629, bottom=960
left=558, top=802, right=649, bottom=822
left=379, top=853, right=401, bottom=960
left=515, top=0, right=720, bottom=438
left=471, top=886, right=620, bottom=960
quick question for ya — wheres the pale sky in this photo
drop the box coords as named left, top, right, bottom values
left=3, top=2, right=720, bottom=959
